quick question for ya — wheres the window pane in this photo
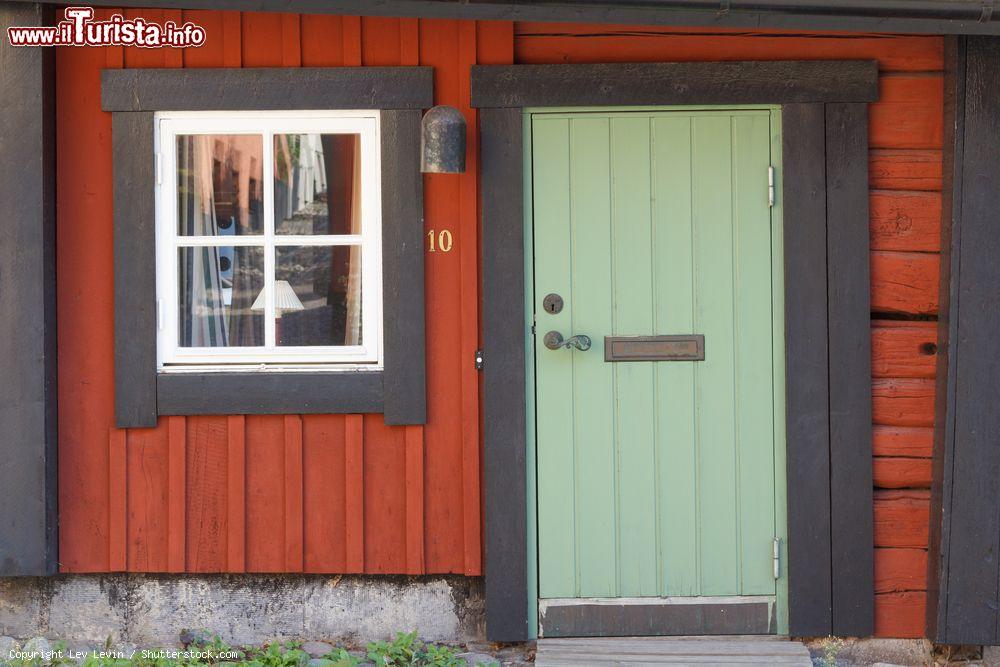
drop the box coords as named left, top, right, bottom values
left=274, top=133, right=361, bottom=236
left=178, top=246, right=264, bottom=347
left=177, top=135, right=264, bottom=236
left=275, top=245, right=362, bottom=347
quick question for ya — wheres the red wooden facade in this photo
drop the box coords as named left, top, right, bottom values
left=56, top=12, right=942, bottom=638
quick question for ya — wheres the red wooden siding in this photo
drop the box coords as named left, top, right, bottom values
left=56, top=14, right=940, bottom=638
left=57, top=12, right=514, bottom=577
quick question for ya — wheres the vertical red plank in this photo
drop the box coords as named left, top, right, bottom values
left=108, top=429, right=127, bottom=572
left=477, top=21, right=515, bottom=65
left=420, top=18, right=466, bottom=573
left=167, top=416, right=187, bottom=571
left=345, top=415, right=365, bottom=572
left=284, top=415, right=304, bottom=571
left=185, top=416, right=228, bottom=572
left=362, top=17, right=401, bottom=66
left=245, top=415, right=286, bottom=571
left=124, top=9, right=166, bottom=69
left=405, top=426, right=426, bottom=573
left=242, top=12, right=284, bottom=67
left=126, top=427, right=169, bottom=571
left=281, top=14, right=302, bottom=67
left=400, top=16, right=427, bottom=576
left=343, top=16, right=362, bottom=66
left=227, top=415, right=246, bottom=571
left=363, top=419, right=407, bottom=573
left=302, top=15, right=344, bottom=67
left=181, top=10, right=223, bottom=68
left=163, top=10, right=184, bottom=68
left=400, top=18, right=419, bottom=66
left=457, top=20, right=483, bottom=576
left=303, top=415, right=348, bottom=571
left=222, top=11, right=242, bottom=68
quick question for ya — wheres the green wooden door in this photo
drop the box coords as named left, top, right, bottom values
left=531, top=109, right=783, bottom=606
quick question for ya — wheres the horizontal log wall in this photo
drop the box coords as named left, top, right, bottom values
left=513, top=23, right=943, bottom=639
left=56, top=13, right=942, bottom=639
left=57, top=11, right=514, bottom=577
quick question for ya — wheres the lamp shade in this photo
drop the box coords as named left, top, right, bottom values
left=251, top=280, right=305, bottom=315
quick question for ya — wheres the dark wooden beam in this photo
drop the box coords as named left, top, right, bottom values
left=781, top=102, right=832, bottom=637
left=102, top=67, right=434, bottom=112
left=932, top=35, right=1000, bottom=645
left=18, top=0, right=1000, bottom=36
left=113, top=111, right=158, bottom=429
left=0, top=1, right=58, bottom=576
left=380, top=109, right=426, bottom=425
left=825, top=102, right=874, bottom=637
left=481, top=107, right=530, bottom=643
left=471, top=62, right=878, bottom=108
left=157, top=372, right=384, bottom=415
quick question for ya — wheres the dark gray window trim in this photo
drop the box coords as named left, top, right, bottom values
left=928, top=35, right=1000, bottom=646
left=0, top=2, right=58, bottom=576
left=476, top=61, right=875, bottom=642
left=105, top=68, right=430, bottom=428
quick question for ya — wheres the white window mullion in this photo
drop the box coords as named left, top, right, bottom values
left=263, top=131, right=276, bottom=350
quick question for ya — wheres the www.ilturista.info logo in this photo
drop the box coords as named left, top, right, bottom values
left=7, top=6, right=206, bottom=47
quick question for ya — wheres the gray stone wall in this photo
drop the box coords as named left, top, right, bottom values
left=0, top=575, right=484, bottom=650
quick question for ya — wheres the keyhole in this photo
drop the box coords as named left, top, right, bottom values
left=543, top=293, right=563, bottom=315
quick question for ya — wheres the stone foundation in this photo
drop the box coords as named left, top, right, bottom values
left=0, top=574, right=484, bottom=649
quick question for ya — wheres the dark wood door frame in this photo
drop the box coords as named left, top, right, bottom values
left=474, top=61, right=878, bottom=642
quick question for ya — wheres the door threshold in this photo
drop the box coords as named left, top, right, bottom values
left=539, top=596, right=777, bottom=638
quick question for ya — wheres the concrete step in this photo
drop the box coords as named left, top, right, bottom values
left=536, top=636, right=813, bottom=666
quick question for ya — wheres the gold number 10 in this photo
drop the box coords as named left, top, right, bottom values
left=427, top=229, right=454, bottom=253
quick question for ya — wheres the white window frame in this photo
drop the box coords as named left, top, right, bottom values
left=154, top=110, right=383, bottom=371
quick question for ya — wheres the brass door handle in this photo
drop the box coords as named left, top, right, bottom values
left=543, top=331, right=592, bottom=351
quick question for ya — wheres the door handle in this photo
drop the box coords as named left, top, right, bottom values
left=543, top=331, right=592, bottom=351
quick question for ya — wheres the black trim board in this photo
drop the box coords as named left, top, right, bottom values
left=481, top=106, right=529, bottom=644
left=538, top=601, right=776, bottom=637
left=102, top=68, right=433, bottom=112
left=928, top=36, right=1000, bottom=645
left=825, top=102, right=875, bottom=636
left=0, top=2, right=58, bottom=576
left=109, top=70, right=429, bottom=428
left=471, top=61, right=878, bottom=108
left=157, top=372, right=383, bottom=415
left=478, top=62, right=875, bottom=641
left=20, top=0, right=1000, bottom=36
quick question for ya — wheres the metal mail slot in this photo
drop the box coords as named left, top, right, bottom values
left=604, top=335, right=705, bottom=362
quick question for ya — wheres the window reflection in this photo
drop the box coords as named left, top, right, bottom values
left=275, top=246, right=361, bottom=347
left=178, top=246, right=264, bottom=347
left=177, top=134, right=264, bottom=236
left=274, top=134, right=361, bottom=235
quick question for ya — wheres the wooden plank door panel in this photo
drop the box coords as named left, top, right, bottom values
left=533, top=109, right=778, bottom=603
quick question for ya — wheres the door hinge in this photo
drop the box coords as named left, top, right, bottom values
left=156, top=152, right=163, bottom=185
left=475, top=349, right=484, bottom=371
left=773, top=537, right=781, bottom=579
left=767, top=165, right=775, bottom=207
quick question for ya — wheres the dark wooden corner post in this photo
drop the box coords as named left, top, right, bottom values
left=475, top=61, right=876, bottom=641
left=928, top=36, right=1000, bottom=646
left=0, top=2, right=58, bottom=575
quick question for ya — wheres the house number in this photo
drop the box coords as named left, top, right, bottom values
left=427, top=229, right=454, bottom=253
